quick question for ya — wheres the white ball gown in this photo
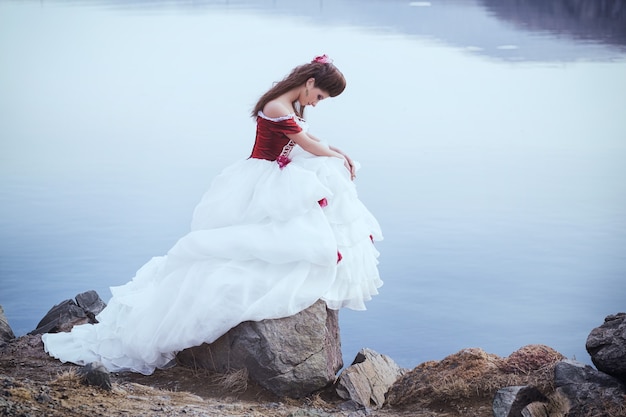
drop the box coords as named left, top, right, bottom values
left=42, top=111, right=383, bottom=375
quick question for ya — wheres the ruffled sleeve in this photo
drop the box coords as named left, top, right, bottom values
left=258, top=115, right=303, bottom=134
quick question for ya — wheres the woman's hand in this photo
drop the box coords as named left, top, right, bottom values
left=331, top=146, right=356, bottom=181
left=343, top=156, right=356, bottom=180
left=290, top=132, right=357, bottom=180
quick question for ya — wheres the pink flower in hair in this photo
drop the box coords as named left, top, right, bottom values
left=312, top=54, right=333, bottom=64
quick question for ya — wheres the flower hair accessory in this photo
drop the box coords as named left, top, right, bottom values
left=312, top=54, right=333, bottom=64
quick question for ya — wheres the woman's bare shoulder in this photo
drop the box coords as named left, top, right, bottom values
left=262, top=100, right=293, bottom=118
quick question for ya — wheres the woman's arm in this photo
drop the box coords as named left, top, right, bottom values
left=262, top=101, right=355, bottom=179
left=307, top=132, right=352, bottom=162
left=286, top=131, right=343, bottom=159
left=305, top=132, right=356, bottom=180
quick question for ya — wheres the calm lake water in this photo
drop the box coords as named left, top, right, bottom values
left=1, top=0, right=625, bottom=368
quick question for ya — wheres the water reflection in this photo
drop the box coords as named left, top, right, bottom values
left=482, top=0, right=626, bottom=50
left=37, top=0, right=626, bottom=61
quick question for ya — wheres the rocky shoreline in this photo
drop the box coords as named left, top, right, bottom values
left=0, top=334, right=433, bottom=417
left=1, top=301, right=625, bottom=417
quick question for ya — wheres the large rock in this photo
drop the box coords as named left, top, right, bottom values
left=554, top=359, right=626, bottom=417
left=555, top=358, right=625, bottom=388
left=176, top=300, right=342, bottom=398
left=30, top=290, right=107, bottom=335
left=585, top=312, right=626, bottom=382
left=335, top=348, right=405, bottom=409
left=0, top=305, right=16, bottom=347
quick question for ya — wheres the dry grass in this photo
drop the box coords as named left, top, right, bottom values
left=303, top=392, right=330, bottom=409
left=7, top=387, right=33, bottom=402
left=50, top=367, right=82, bottom=386
left=578, top=397, right=626, bottom=417
left=538, top=390, right=570, bottom=417
left=498, top=344, right=564, bottom=374
left=604, top=401, right=626, bottom=417
left=211, top=367, right=248, bottom=395
left=422, top=364, right=555, bottom=402
left=524, top=401, right=552, bottom=417
left=386, top=345, right=560, bottom=410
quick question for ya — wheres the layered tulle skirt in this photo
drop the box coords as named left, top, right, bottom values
left=42, top=146, right=383, bottom=375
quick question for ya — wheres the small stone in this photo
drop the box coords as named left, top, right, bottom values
left=336, top=348, right=405, bottom=409
left=35, top=392, right=51, bottom=403
left=493, top=386, right=547, bottom=417
left=337, top=400, right=362, bottom=411
left=75, top=291, right=107, bottom=321
left=78, top=361, right=112, bottom=391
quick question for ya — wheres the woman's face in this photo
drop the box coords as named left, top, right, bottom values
left=306, top=87, right=329, bottom=107
left=300, top=78, right=329, bottom=107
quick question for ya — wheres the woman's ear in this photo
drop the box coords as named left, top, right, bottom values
left=306, top=78, right=316, bottom=88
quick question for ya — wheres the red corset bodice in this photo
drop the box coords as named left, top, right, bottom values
left=249, top=114, right=303, bottom=161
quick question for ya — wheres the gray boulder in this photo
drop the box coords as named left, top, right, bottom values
left=75, top=290, right=107, bottom=322
left=335, top=348, right=405, bottom=409
left=30, top=290, right=107, bottom=335
left=177, top=300, right=342, bottom=398
left=554, top=359, right=626, bottom=417
left=585, top=312, right=626, bottom=382
left=555, top=358, right=624, bottom=388
left=0, top=305, right=16, bottom=347
left=492, top=386, right=548, bottom=417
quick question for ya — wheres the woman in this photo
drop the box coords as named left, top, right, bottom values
left=42, top=55, right=383, bottom=375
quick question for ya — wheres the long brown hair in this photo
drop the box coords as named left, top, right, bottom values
left=251, top=60, right=346, bottom=119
